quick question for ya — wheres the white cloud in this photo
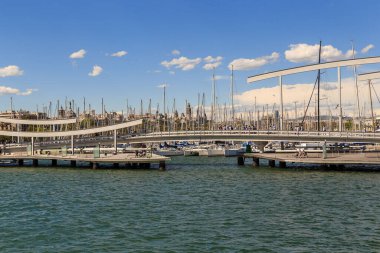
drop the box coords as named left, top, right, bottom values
left=0, top=86, right=35, bottom=96
left=204, top=56, right=223, bottom=63
left=154, top=70, right=162, bottom=73
left=228, top=52, right=279, bottom=71
left=172, top=49, right=181, bottom=55
left=161, top=56, right=202, bottom=71
left=88, top=65, right=103, bottom=77
left=203, top=56, right=223, bottom=70
left=361, top=44, right=374, bottom=54
left=69, top=49, right=86, bottom=59
left=111, top=50, right=128, bottom=57
left=0, top=65, right=23, bottom=77
left=284, top=43, right=353, bottom=63
left=18, top=88, right=37, bottom=96
left=203, top=62, right=222, bottom=70
left=344, top=49, right=357, bottom=59
left=169, top=71, right=175, bottom=75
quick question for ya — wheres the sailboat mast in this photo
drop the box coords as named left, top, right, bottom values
left=231, top=65, right=235, bottom=124
left=317, top=40, right=322, bottom=132
left=352, top=42, right=361, bottom=131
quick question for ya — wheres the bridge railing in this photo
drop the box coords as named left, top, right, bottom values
left=134, top=130, right=380, bottom=139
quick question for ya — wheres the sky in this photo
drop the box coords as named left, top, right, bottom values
left=1, top=0, right=380, bottom=117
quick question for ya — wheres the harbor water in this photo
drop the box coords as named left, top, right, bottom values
left=1, top=157, right=379, bottom=252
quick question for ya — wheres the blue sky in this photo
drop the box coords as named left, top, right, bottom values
left=0, top=0, right=379, bottom=114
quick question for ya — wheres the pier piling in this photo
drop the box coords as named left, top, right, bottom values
left=113, top=163, right=119, bottom=168
left=253, top=158, right=260, bottom=167
left=70, top=160, right=76, bottom=167
left=237, top=156, right=245, bottom=166
left=159, top=161, right=166, bottom=171
left=33, top=159, right=38, bottom=167
left=52, top=159, right=57, bottom=166
left=279, top=161, right=286, bottom=168
left=18, top=159, right=24, bottom=166
left=268, top=160, right=275, bottom=167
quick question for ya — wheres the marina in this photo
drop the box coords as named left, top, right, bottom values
left=1, top=1, right=380, bottom=252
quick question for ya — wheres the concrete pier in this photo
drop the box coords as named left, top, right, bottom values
left=0, top=152, right=170, bottom=170
left=244, top=152, right=380, bottom=169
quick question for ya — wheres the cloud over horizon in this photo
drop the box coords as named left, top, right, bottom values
left=111, top=50, right=128, bottom=57
left=0, top=86, right=36, bottom=96
left=0, top=65, right=24, bottom=77
left=234, top=77, right=380, bottom=117
left=69, top=49, right=86, bottom=59
left=89, top=65, right=103, bottom=77
left=228, top=52, right=279, bottom=71
left=203, top=56, right=223, bottom=70
left=361, top=44, right=374, bottom=54
left=284, top=43, right=356, bottom=63
left=161, top=56, right=202, bottom=71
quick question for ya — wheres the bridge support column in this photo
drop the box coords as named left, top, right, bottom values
left=237, top=156, right=245, bottom=166
left=52, top=159, right=57, bottom=166
left=159, top=161, right=166, bottom=171
left=279, top=161, right=286, bottom=168
left=31, top=137, right=34, bottom=155
left=253, top=158, right=260, bottom=167
left=71, top=135, right=74, bottom=155
left=33, top=159, right=38, bottom=167
left=18, top=159, right=24, bottom=166
left=279, top=75, right=284, bottom=131
left=268, top=160, right=275, bottom=167
left=70, top=160, right=76, bottom=167
left=114, top=129, right=117, bottom=154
